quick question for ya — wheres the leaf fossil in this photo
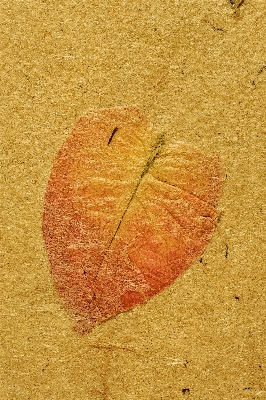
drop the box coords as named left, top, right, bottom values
left=43, top=106, right=223, bottom=333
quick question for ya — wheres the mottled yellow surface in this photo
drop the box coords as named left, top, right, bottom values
left=1, top=1, right=265, bottom=399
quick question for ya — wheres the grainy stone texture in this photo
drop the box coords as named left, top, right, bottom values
left=1, top=0, right=265, bottom=399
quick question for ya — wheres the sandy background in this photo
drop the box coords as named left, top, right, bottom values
left=1, top=0, right=265, bottom=399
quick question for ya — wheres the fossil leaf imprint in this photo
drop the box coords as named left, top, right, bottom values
left=43, top=106, right=223, bottom=334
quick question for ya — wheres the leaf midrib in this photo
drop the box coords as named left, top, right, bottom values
left=95, top=133, right=165, bottom=276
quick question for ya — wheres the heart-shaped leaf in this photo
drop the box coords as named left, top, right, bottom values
left=43, top=106, right=223, bottom=334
